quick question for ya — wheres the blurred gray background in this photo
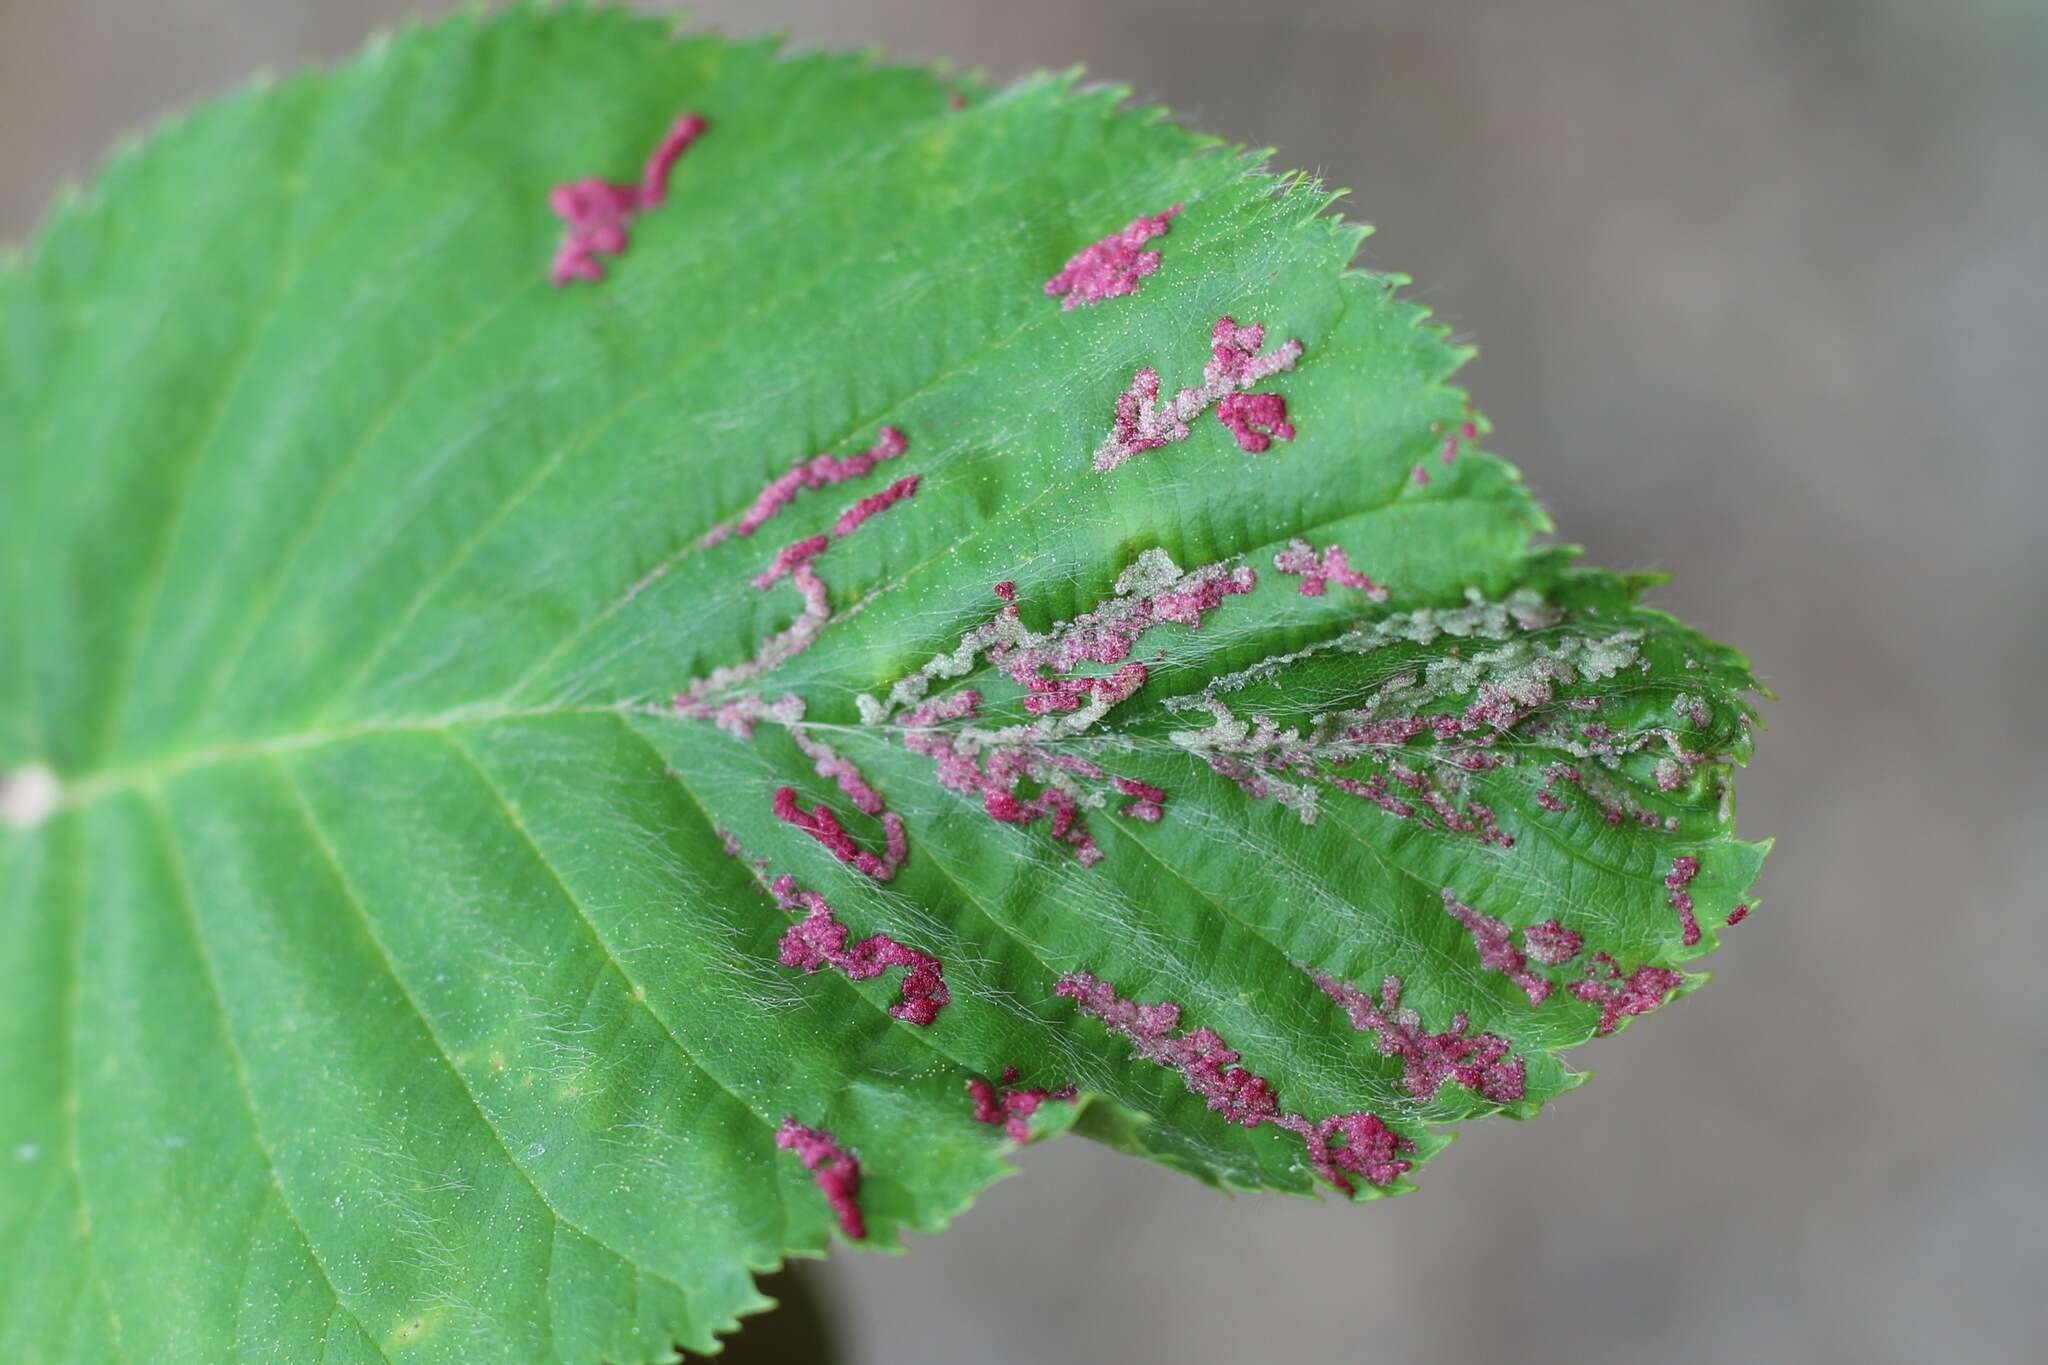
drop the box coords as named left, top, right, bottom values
left=5, top=1, right=2040, bottom=1360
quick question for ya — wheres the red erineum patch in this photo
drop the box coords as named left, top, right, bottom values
left=1441, top=888, right=1552, bottom=1005
left=898, top=690, right=1109, bottom=865
left=1521, top=918, right=1585, bottom=966
left=548, top=112, right=708, bottom=286
left=1176, top=684, right=1533, bottom=840
left=766, top=873, right=949, bottom=1025
left=751, top=534, right=830, bottom=588
left=724, top=828, right=946, bottom=1024
left=703, top=426, right=909, bottom=546
left=1568, top=954, right=1685, bottom=1035
left=1022, top=660, right=1149, bottom=717
left=1334, top=766, right=1513, bottom=848
left=1044, top=203, right=1181, bottom=309
left=1726, top=902, right=1750, bottom=926
left=1216, top=391, right=1296, bottom=453
left=910, top=712, right=1108, bottom=864
left=1436, top=416, right=1481, bottom=465
left=1536, top=761, right=1679, bottom=831
left=636, top=114, right=708, bottom=207
left=1056, top=973, right=1279, bottom=1125
left=868, top=549, right=1255, bottom=864
left=1057, top=972, right=1415, bottom=1194
left=1095, top=317, right=1304, bottom=472
left=1274, top=1110, right=1418, bottom=1195
left=776, top=1119, right=866, bottom=1240
left=1665, top=853, right=1703, bottom=946
left=674, top=432, right=920, bottom=712
left=834, top=474, right=921, bottom=537
left=772, top=786, right=907, bottom=882
left=967, top=1067, right=1078, bottom=1143
left=993, top=557, right=1253, bottom=712
left=1444, top=893, right=1685, bottom=1035
left=1272, top=539, right=1389, bottom=600
left=788, top=721, right=893, bottom=819
left=1309, top=970, right=1526, bottom=1103
left=684, top=694, right=911, bottom=879
left=1112, top=776, right=1168, bottom=822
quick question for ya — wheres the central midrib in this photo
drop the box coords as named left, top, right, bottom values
left=48, top=702, right=632, bottom=814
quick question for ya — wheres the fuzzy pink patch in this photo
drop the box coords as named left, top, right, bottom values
left=717, top=833, right=950, bottom=1027
left=771, top=874, right=949, bottom=1025
left=967, top=1067, right=1077, bottom=1143
left=899, top=691, right=1107, bottom=866
left=1112, top=776, right=1168, bottom=822
left=548, top=112, right=708, bottom=286
left=1057, top=972, right=1415, bottom=1194
left=1310, top=970, right=1526, bottom=1103
left=708, top=427, right=909, bottom=545
left=834, top=475, right=922, bottom=538
left=1665, top=853, right=1703, bottom=946
left=773, top=786, right=907, bottom=882
left=1436, top=416, right=1481, bottom=465
left=1441, top=888, right=1551, bottom=1005
left=1095, top=317, right=1304, bottom=472
left=1275, top=1110, right=1418, bottom=1194
left=1272, top=539, right=1388, bottom=601
left=887, top=555, right=1255, bottom=865
left=1334, top=766, right=1513, bottom=848
left=1044, top=203, right=1182, bottom=309
left=1568, top=955, right=1685, bottom=1035
left=674, top=430, right=919, bottom=711
left=1216, top=391, right=1296, bottom=453
left=776, top=1119, right=866, bottom=1240
left=751, top=534, right=830, bottom=588
left=1521, top=919, right=1585, bottom=966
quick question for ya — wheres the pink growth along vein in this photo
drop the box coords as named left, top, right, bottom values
left=722, top=829, right=949, bottom=1026
left=1095, top=317, right=1305, bottom=472
left=1112, top=776, right=1168, bottom=822
left=706, top=426, right=909, bottom=546
left=771, top=873, right=949, bottom=1025
left=1665, top=853, right=1703, bottom=947
left=1273, top=539, right=1388, bottom=600
left=902, top=691, right=1107, bottom=866
left=967, top=1067, right=1078, bottom=1143
left=1309, top=970, right=1526, bottom=1104
left=776, top=1119, right=865, bottom=1240
left=870, top=549, right=1254, bottom=867
left=674, top=429, right=919, bottom=713
left=548, top=112, right=708, bottom=286
left=1044, top=203, right=1181, bottom=308
left=1216, top=391, right=1296, bottom=454
left=773, top=786, right=908, bottom=882
left=1057, top=973, right=1415, bottom=1193
left=1441, top=888, right=1553, bottom=1005
left=1569, top=955, right=1685, bottom=1035
left=1442, top=887, right=1685, bottom=1036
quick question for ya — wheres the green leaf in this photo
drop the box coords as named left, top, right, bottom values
left=0, top=6, right=1770, bottom=1361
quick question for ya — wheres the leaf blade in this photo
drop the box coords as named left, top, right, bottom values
left=2, top=9, right=1770, bottom=1360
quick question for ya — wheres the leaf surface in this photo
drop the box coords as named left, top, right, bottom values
left=0, top=8, right=1768, bottom=1361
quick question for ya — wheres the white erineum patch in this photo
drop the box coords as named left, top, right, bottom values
left=0, top=764, right=59, bottom=830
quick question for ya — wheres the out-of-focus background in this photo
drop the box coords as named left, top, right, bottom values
left=6, top=1, right=2040, bottom=1360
